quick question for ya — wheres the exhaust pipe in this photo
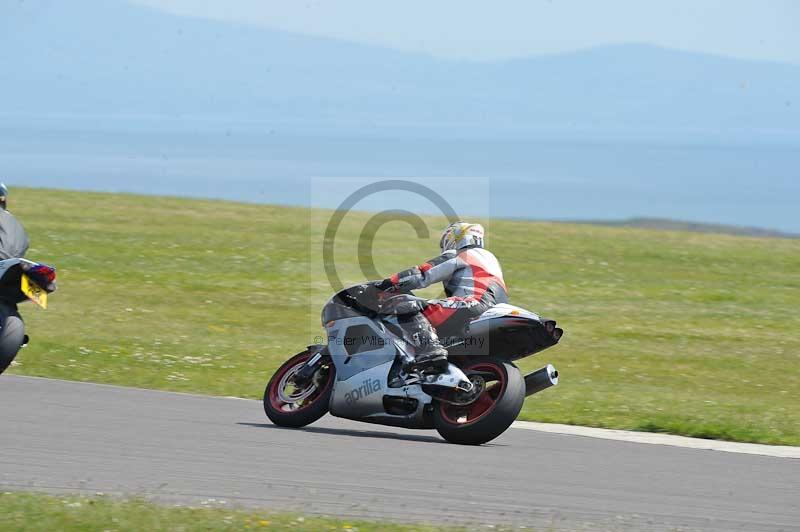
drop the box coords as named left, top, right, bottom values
left=524, top=364, right=559, bottom=396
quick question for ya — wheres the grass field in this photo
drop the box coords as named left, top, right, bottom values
left=7, top=188, right=800, bottom=445
left=0, top=492, right=460, bottom=532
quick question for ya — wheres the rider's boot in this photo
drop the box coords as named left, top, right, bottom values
left=400, top=313, right=448, bottom=373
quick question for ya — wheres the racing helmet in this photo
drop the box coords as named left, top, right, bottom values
left=0, top=183, right=7, bottom=210
left=439, top=222, right=484, bottom=252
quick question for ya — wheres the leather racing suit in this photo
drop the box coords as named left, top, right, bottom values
left=378, top=245, right=508, bottom=370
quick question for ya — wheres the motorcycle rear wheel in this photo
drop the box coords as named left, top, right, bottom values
left=0, top=306, right=25, bottom=376
left=263, top=350, right=335, bottom=428
left=433, top=357, right=525, bottom=445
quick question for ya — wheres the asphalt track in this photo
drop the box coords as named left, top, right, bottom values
left=1, top=376, right=798, bottom=531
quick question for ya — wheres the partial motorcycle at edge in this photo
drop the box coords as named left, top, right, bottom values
left=0, top=258, right=56, bottom=375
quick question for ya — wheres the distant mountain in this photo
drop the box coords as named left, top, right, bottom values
left=2, top=0, right=799, bottom=137
left=573, top=218, right=799, bottom=239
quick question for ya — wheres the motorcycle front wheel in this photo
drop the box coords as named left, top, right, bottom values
left=263, top=350, right=336, bottom=428
left=433, top=357, right=525, bottom=445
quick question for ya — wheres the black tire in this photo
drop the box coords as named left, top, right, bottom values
left=0, top=305, right=25, bottom=376
left=434, top=358, right=525, bottom=445
left=263, top=350, right=336, bottom=428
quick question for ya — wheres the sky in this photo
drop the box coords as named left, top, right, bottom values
left=132, top=0, right=800, bottom=64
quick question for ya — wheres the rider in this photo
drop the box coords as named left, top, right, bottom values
left=0, top=183, right=29, bottom=259
left=375, top=222, right=508, bottom=372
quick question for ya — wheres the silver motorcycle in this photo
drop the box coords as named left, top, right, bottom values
left=264, top=283, right=562, bottom=445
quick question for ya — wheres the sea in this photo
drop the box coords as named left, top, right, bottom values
left=1, top=121, right=798, bottom=233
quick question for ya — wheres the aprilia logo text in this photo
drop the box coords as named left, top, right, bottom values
left=344, top=378, right=382, bottom=405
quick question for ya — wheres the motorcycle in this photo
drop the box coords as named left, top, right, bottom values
left=0, top=258, right=56, bottom=375
left=263, top=283, right=563, bottom=445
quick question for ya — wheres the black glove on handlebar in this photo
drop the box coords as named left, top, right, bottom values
left=373, top=278, right=395, bottom=291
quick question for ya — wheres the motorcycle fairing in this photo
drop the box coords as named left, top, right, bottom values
left=325, top=316, right=395, bottom=381
left=447, top=303, right=562, bottom=360
left=473, top=303, right=542, bottom=321
left=329, top=359, right=438, bottom=429
left=325, top=315, right=447, bottom=429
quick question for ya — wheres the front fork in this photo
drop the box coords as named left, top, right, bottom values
left=292, top=345, right=327, bottom=385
